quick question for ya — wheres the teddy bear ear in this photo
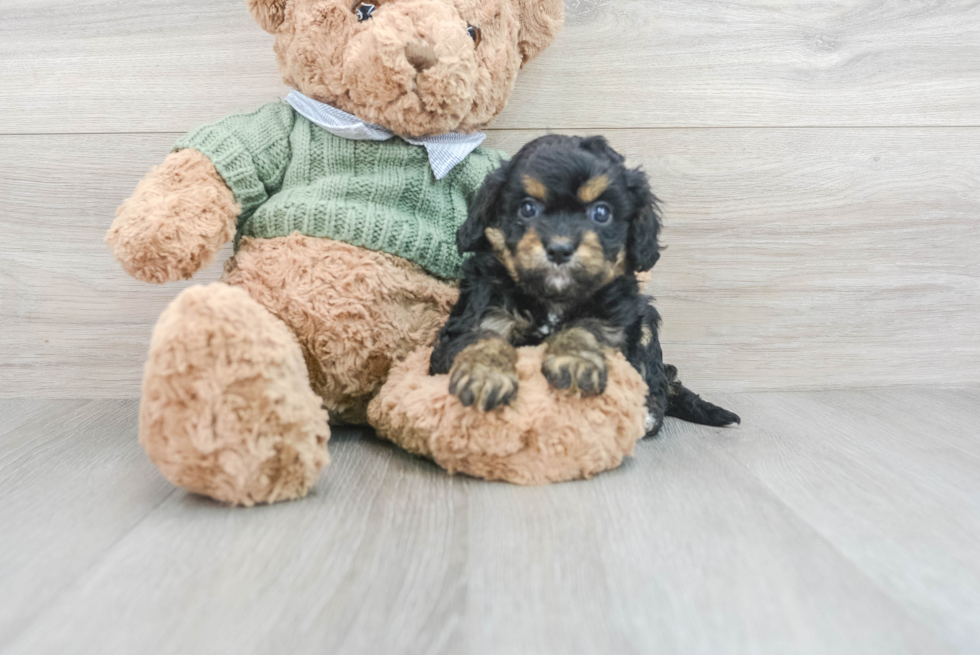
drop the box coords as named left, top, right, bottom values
left=247, top=0, right=288, bottom=33
left=515, top=0, right=564, bottom=66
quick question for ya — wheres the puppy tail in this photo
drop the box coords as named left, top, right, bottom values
left=664, top=365, right=741, bottom=427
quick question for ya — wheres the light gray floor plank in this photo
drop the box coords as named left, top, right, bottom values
left=3, top=129, right=978, bottom=398
left=0, top=400, right=175, bottom=652
left=0, top=400, right=95, bottom=467
left=828, top=388, right=980, bottom=462
left=461, top=434, right=947, bottom=655
left=5, top=393, right=975, bottom=654
left=3, top=431, right=471, bottom=655
left=0, top=400, right=86, bottom=439
left=3, top=0, right=980, bottom=133
left=710, top=390, right=980, bottom=651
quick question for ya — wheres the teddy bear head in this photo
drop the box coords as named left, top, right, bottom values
left=247, top=0, right=563, bottom=137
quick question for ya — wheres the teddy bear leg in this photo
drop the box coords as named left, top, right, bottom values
left=139, top=282, right=330, bottom=506
left=222, top=235, right=460, bottom=425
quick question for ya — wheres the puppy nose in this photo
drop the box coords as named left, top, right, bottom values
left=405, top=42, right=439, bottom=72
left=546, top=240, right=576, bottom=265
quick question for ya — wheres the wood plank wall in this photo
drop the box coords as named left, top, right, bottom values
left=1, top=0, right=978, bottom=397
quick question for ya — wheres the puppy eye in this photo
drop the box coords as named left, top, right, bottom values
left=467, top=25, right=482, bottom=46
left=354, top=2, right=376, bottom=21
left=519, top=199, right=539, bottom=219
left=590, top=203, right=612, bottom=224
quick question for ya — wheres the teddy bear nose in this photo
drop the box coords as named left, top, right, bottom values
left=405, top=42, right=439, bottom=72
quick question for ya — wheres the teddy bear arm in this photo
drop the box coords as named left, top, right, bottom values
left=105, top=149, right=239, bottom=284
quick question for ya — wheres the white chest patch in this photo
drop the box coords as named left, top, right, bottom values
left=534, top=311, right=563, bottom=339
left=645, top=412, right=658, bottom=432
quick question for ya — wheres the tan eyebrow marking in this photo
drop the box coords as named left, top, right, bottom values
left=578, top=175, right=610, bottom=204
left=522, top=175, right=548, bottom=201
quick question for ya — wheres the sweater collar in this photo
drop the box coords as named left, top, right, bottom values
left=285, top=90, right=486, bottom=180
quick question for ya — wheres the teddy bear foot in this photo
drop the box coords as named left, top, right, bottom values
left=139, top=283, right=330, bottom=506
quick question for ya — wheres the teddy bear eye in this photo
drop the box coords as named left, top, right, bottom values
left=354, top=2, right=376, bottom=21
left=467, top=25, right=482, bottom=47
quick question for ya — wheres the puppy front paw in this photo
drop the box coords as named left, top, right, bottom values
left=448, top=339, right=519, bottom=411
left=543, top=328, right=608, bottom=396
left=543, top=350, right=608, bottom=395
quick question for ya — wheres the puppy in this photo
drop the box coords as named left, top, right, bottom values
left=430, top=135, right=739, bottom=436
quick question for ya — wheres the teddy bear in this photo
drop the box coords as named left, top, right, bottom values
left=106, top=0, right=651, bottom=506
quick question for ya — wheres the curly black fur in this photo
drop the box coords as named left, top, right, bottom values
left=430, top=135, right=739, bottom=436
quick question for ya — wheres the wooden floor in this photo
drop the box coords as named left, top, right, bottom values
left=1, top=390, right=979, bottom=654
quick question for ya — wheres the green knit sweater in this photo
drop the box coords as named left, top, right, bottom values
left=174, top=102, right=505, bottom=279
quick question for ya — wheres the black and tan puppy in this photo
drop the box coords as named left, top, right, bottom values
left=430, top=135, right=739, bottom=436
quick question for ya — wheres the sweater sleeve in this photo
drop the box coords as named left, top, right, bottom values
left=173, top=102, right=296, bottom=223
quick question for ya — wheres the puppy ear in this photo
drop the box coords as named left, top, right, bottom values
left=626, top=168, right=663, bottom=272
left=578, top=136, right=625, bottom=167
left=458, top=161, right=512, bottom=254
left=514, top=0, right=564, bottom=66
left=247, top=0, right=288, bottom=33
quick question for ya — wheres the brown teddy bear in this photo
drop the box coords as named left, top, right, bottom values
left=106, top=0, right=650, bottom=506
